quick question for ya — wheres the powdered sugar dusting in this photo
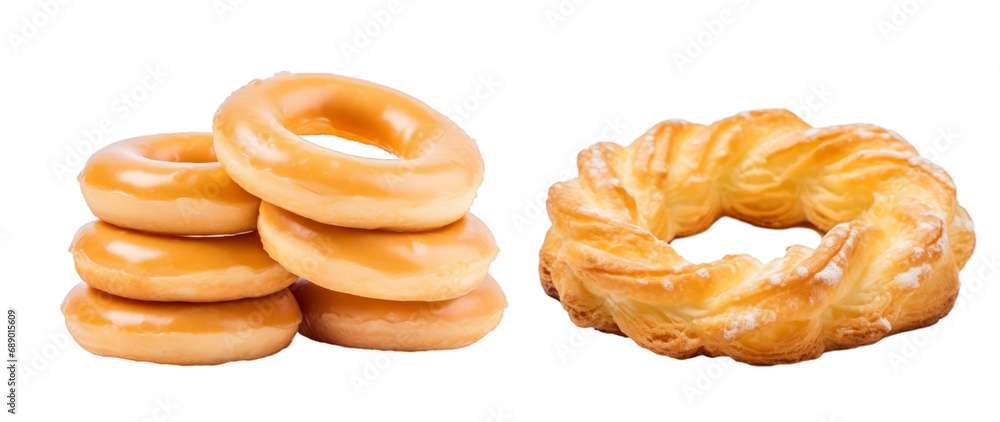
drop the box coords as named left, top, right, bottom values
left=795, top=266, right=809, bottom=277
left=696, top=268, right=710, bottom=278
left=767, top=274, right=782, bottom=285
left=894, top=263, right=932, bottom=289
left=586, top=154, right=609, bottom=171
left=815, top=263, right=843, bottom=286
left=585, top=154, right=611, bottom=182
left=723, top=309, right=760, bottom=340
left=877, top=317, right=892, bottom=331
left=661, top=278, right=674, bottom=291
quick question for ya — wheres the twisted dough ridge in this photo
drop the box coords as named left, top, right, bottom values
left=539, top=109, right=975, bottom=365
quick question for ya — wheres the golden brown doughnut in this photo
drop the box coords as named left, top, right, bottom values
left=258, top=201, right=498, bottom=301
left=540, top=109, right=975, bottom=365
left=70, top=220, right=296, bottom=302
left=213, top=72, right=485, bottom=231
left=290, top=276, right=505, bottom=351
left=78, top=132, right=260, bottom=235
left=61, top=284, right=301, bottom=365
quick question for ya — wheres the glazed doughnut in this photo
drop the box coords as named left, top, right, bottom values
left=71, top=221, right=296, bottom=302
left=213, top=72, right=484, bottom=231
left=290, top=276, right=505, bottom=351
left=78, top=132, right=260, bottom=235
left=61, top=284, right=301, bottom=365
left=258, top=201, right=498, bottom=301
left=540, top=109, right=975, bottom=365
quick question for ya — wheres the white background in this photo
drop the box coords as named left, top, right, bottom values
left=2, top=1, right=998, bottom=420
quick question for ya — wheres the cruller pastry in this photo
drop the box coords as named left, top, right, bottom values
left=258, top=201, right=498, bottom=301
left=213, top=72, right=485, bottom=231
left=78, top=132, right=260, bottom=235
left=539, top=109, right=975, bottom=365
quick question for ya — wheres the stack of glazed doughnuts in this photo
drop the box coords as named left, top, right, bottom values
left=214, top=73, right=506, bottom=351
left=62, top=73, right=505, bottom=365
left=65, top=133, right=301, bottom=365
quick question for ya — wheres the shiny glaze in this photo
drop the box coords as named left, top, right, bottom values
left=214, top=72, right=482, bottom=200
left=71, top=220, right=278, bottom=277
left=78, top=132, right=258, bottom=204
left=290, top=275, right=506, bottom=324
left=259, top=202, right=497, bottom=276
left=61, top=283, right=301, bottom=334
left=212, top=72, right=484, bottom=230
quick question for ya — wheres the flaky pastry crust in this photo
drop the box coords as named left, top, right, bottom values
left=539, top=109, right=975, bottom=365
